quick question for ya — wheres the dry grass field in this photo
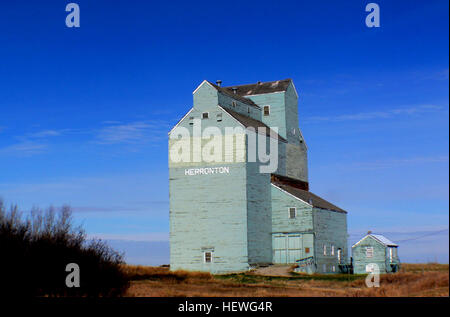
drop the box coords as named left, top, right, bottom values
left=123, top=263, right=449, bottom=297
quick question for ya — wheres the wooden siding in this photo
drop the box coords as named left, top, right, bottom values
left=271, top=184, right=314, bottom=265
left=313, top=208, right=348, bottom=273
left=352, top=236, right=400, bottom=274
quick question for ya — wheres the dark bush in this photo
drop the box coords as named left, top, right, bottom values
left=0, top=199, right=130, bottom=297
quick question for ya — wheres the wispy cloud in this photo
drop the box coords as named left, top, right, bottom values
left=352, top=155, right=449, bottom=170
left=87, top=232, right=169, bottom=242
left=26, top=129, right=64, bottom=138
left=0, top=141, right=48, bottom=156
left=0, top=128, right=66, bottom=156
left=304, top=104, right=445, bottom=123
left=94, top=120, right=171, bottom=145
left=72, top=202, right=169, bottom=213
left=411, top=68, right=449, bottom=81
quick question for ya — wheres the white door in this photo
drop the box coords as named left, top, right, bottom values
left=273, top=234, right=303, bottom=264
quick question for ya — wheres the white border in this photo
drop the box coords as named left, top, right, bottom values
left=271, top=183, right=312, bottom=207
left=288, top=206, right=297, bottom=219
left=203, top=251, right=213, bottom=263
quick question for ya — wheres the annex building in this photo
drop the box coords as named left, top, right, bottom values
left=169, top=79, right=348, bottom=274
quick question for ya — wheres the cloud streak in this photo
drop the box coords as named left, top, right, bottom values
left=87, top=232, right=169, bottom=242
left=351, top=155, right=449, bottom=170
left=304, top=104, right=445, bottom=123
left=0, top=141, right=48, bottom=156
left=94, top=120, right=172, bottom=145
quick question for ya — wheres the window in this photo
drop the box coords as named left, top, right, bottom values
left=247, top=107, right=250, bottom=114
left=331, top=245, right=335, bottom=256
left=389, top=248, right=393, bottom=262
left=204, top=251, right=213, bottom=263
left=323, top=245, right=327, bottom=256
left=231, top=101, right=237, bottom=108
left=189, top=116, right=194, bottom=125
left=337, top=248, right=342, bottom=262
left=305, top=247, right=310, bottom=254
left=216, top=113, right=222, bottom=122
left=288, top=207, right=296, bottom=219
left=263, top=105, right=270, bottom=116
left=202, top=112, right=209, bottom=119
left=366, top=247, right=374, bottom=258
left=332, top=265, right=336, bottom=272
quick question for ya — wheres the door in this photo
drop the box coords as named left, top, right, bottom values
left=273, top=234, right=303, bottom=264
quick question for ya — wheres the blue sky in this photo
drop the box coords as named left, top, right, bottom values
left=0, top=0, right=448, bottom=264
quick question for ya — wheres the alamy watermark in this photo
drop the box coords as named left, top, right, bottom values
left=65, top=3, right=80, bottom=28
left=365, top=3, right=380, bottom=28
left=65, top=263, right=80, bottom=288
left=169, top=119, right=279, bottom=173
left=365, top=263, right=380, bottom=287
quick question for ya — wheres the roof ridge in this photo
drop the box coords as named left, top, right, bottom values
left=207, top=81, right=260, bottom=109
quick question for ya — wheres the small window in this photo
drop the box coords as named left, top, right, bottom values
left=337, top=248, right=342, bottom=262
left=247, top=107, right=250, bottom=114
left=204, top=251, right=212, bottom=263
left=332, top=265, right=336, bottom=272
left=331, top=245, right=335, bottom=256
left=231, top=101, right=237, bottom=108
left=323, top=244, right=327, bottom=256
left=189, top=116, right=194, bottom=125
left=305, top=247, right=310, bottom=254
left=366, top=247, right=374, bottom=258
left=216, top=113, right=222, bottom=122
left=202, top=112, right=209, bottom=119
left=288, top=207, right=296, bottom=219
left=263, top=105, right=270, bottom=116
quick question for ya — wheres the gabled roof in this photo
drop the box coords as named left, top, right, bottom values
left=352, top=234, right=398, bottom=248
left=206, top=81, right=260, bottom=109
left=219, top=106, right=286, bottom=142
left=271, top=181, right=347, bottom=213
left=223, top=79, right=292, bottom=96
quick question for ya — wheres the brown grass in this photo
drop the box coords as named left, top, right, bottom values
left=124, top=263, right=449, bottom=297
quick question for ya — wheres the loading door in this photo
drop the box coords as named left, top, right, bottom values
left=273, top=234, right=303, bottom=264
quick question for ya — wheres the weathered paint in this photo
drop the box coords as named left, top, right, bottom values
left=271, top=184, right=348, bottom=273
left=313, top=207, right=348, bottom=273
left=169, top=79, right=346, bottom=274
left=352, top=235, right=400, bottom=274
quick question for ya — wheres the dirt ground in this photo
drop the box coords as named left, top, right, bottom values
left=249, top=265, right=293, bottom=277
left=123, top=263, right=449, bottom=297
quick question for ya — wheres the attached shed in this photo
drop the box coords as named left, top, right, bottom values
left=352, top=233, right=400, bottom=274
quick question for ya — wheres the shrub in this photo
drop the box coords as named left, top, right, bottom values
left=0, top=199, right=130, bottom=297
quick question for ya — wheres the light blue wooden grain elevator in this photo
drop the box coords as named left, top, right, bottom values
left=169, top=79, right=348, bottom=274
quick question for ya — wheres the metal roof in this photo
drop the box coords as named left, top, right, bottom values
left=371, top=234, right=398, bottom=247
left=352, top=234, right=398, bottom=248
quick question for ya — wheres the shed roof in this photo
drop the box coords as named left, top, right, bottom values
left=223, top=79, right=292, bottom=96
left=271, top=181, right=347, bottom=213
left=352, top=234, right=398, bottom=248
